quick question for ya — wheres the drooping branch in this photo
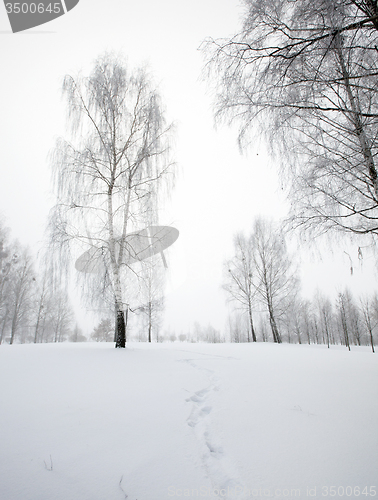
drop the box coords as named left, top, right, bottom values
left=204, top=0, right=378, bottom=237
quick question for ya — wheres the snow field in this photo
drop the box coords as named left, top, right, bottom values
left=0, top=342, right=376, bottom=500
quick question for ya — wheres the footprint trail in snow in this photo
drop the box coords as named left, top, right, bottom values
left=181, top=357, right=248, bottom=499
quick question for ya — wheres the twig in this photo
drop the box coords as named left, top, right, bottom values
left=44, top=455, right=53, bottom=471
left=119, top=475, right=128, bottom=499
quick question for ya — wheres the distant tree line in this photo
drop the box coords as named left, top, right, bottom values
left=0, top=222, right=79, bottom=345
left=3, top=213, right=375, bottom=351
left=223, top=217, right=376, bottom=352
left=0, top=218, right=166, bottom=346
left=90, top=217, right=376, bottom=351
left=227, top=287, right=377, bottom=352
left=89, top=319, right=225, bottom=344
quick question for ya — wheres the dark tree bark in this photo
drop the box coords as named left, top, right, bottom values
left=115, top=309, right=126, bottom=349
left=247, top=300, right=257, bottom=342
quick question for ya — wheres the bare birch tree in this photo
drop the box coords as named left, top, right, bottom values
left=281, top=295, right=304, bottom=344
left=315, top=291, right=335, bottom=348
left=205, top=0, right=378, bottom=237
left=224, top=218, right=298, bottom=343
left=49, top=53, right=174, bottom=348
left=137, top=257, right=165, bottom=342
left=8, top=247, right=35, bottom=345
left=336, top=289, right=355, bottom=350
left=223, top=232, right=257, bottom=342
left=0, top=225, right=12, bottom=344
left=360, top=294, right=376, bottom=352
left=251, top=218, right=299, bottom=343
left=49, top=289, right=74, bottom=343
left=32, top=268, right=51, bottom=343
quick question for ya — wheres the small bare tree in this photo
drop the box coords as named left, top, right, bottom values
left=227, top=312, right=249, bottom=343
left=360, top=294, right=376, bottom=353
left=315, top=291, right=335, bottom=348
left=69, top=324, right=86, bottom=343
left=138, top=257, right=165, bottom=342
left=0, top=225, right=12, bottom=344
left=336, top=290, right=353, bottom=350
left=8, top=247, right=35, bottom=345
left=281, top=295, right=304, bottom=344
left=91, top=318, right=114, bottom=342
left=32, top=267, right=52, bottom=343
left=223, top=232, right=257, bottom=342
left=49, top=53, right=174, bottom=348
left=50, top=289, right=74, bottom=343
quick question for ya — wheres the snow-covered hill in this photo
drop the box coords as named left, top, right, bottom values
left=0, top=342, right=376, bottom=500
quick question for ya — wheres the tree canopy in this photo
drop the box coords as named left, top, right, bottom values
left=205, top=0, right=378, bottom=237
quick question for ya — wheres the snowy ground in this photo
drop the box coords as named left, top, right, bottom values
left=0, top=342, right=376, bottom=500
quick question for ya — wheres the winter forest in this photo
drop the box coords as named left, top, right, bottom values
left=2, top=0, right=378, bottom=351
left=1, top=1, right=377, bottom=499
left=1, top=215, right=377, bottom=351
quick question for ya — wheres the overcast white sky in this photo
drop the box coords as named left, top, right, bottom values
left=0, top=0, right=377, bottom=336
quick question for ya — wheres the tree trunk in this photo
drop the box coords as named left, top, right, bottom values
left=340, top=302, right=351, bottom=351
left=0, top=309, right=9, bottom=345
left=148, top=301, right=152, bottom=343
left=108, top=186, right=128, bottom=349
left=267, top=297, right=281, bottom=343
left=9, top=321, right=16, bottom=345
left=368, top=326, right=375, bottom=353
left=10, top=315, right=17, bottom=345
left=115, top=307, right=126, bottom=348
left=34, top=302, right=43, bottom=343
left=361, top=303, right=375, bottom=353
left=325, top=319, right=330, bottom=349
left=336, top=34, right=378, bottom=200
left=248, top=302, right=257, bottom=342
left=296, top=327, right=302, bottom=344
